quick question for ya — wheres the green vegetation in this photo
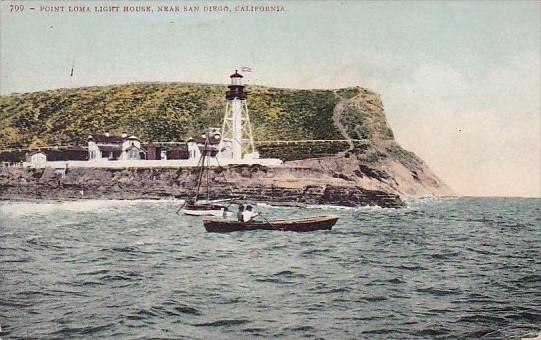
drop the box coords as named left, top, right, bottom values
left=0, top=82, right=392, bottom=149
left=257, top=141, right=351, bottom=161
left=335, top=87, right=361, bottom=100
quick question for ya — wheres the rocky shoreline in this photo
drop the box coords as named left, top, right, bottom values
left=0, top=163, right=405, bottom=208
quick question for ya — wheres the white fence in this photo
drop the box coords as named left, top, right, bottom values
left=23, top=157, right=283, bottom=169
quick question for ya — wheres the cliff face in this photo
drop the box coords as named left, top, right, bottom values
left=289, top=88, right=453, bottom=198
left=0, top=166, right=403, bottom=208
left=0, top=82, right=452, bottom=205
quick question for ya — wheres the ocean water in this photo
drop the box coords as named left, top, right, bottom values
left=0, top=197, right=540, bottom=339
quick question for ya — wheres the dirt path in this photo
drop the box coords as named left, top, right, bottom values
left=332, top=95, right=354, bottom=151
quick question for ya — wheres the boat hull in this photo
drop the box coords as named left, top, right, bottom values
left=182, top=203, right=231, bottom=217
left=203, top=215, right=338, bottom=233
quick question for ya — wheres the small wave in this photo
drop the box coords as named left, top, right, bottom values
left=465, top=247, right=498, bottom=255
left=386, top=277, right=404, bottom=284
left=505, top=311, right=541, bottom=322
left=106, top=246, right=139, bottom=253
left=242, top=327, right=268, bottom=335
left=429, top=252, right=460, bottom=260
left=16, top=290, right=55, bottom=298
left=50, top=323, right=114, bottom=337
left=456, top=314, right=506, bottom=323
left=1, top=258, right=32, bottom=263
left=361, top=328, right=394, bottom=335
left=101, top=272, right=141, bottom=282
left=126, top=307, right=161, bottom=320
left=193, top=319, right=249, bottom=327
left=399, top=263, right=424, bottom=270
left=288, top=325, right=314, bottom=332
left=315, top=287, right=350, bottom=294
left=517, top=274, right=541, bottom=283
left=301, top=248, right=331, bottom=256
left=361, top=295, right=388, bottom=302
left=274, top=270, right=306, bottom=278
left=417, top=287, right=461, bottom=296
left=173, top=305, right=201, bottom=315
left=78, top=269, right=110, bottom=276
left=255, top=277, right=287, bottom=284
left=413, top=327, right=451, bottom=337
left=26, top=238, right=68, bottom=250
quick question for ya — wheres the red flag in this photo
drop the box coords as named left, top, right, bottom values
left=240, top=66, right=252, bottom=72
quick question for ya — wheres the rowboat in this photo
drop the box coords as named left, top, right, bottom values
left=203, top=215, right=338, bottom=233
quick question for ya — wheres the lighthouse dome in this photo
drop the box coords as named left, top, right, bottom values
left=230, top=70, right=243, bottom=78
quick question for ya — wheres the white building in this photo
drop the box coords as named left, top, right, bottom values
left=28, top=152, right=47, bottom=168
left=88, top=132, right=144, bottom=161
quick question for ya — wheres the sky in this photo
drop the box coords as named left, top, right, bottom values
left=1, top=1, right=540, bottom=197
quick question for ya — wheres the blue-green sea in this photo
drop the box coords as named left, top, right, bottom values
left=1, top=197, right=540, bottom=339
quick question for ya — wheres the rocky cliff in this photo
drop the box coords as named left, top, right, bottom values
left=0, top=82, right=452, bottom=206
left=290, top=88, right=453, bottom=198
left=0, top=165, right=404, bottom=207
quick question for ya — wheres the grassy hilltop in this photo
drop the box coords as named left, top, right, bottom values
left=0, top=82, right=452, bottom=199
left=0, top=83, right=393, bottom=149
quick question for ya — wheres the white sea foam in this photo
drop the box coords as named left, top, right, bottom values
left=255, top=202, right=393, bottom=211
left=0, top=199, right=182, bottom=217
left=305, top=204, right=357, bottom=210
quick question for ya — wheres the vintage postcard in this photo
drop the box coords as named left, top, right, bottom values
left=1, top=1, right=539, bottom=339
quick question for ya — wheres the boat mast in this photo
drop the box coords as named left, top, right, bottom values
left=194, top=130, right=212, bottom=202
left=206, top=144, right=210, bottom=201
left=194, top=135, right=207, bottom=202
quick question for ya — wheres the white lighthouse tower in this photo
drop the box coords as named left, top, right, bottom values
left=220, top=70, right=257, bottom=161
left=217, top=70, right=282, bottom=166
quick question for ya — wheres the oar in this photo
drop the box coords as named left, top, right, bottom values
left=258, top=213, right=279, bottom=229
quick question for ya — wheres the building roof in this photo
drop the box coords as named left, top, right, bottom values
left=125, top=145, right=144, bottom=152
left=98, top=145, right=122, bottom=152
left=167, top=145, right=188, bottom=151
left=27, top=151, right=47, bottom=156
left=26, top=147, right=87, bottom=156
left=190, top=135, right=221, bottom=145
left=230, top=70, right=243, bottom=78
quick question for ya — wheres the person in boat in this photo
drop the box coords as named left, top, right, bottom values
left=237, top=204, right=245, bottom=222
left=241, top=205, right=259, bottom=223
